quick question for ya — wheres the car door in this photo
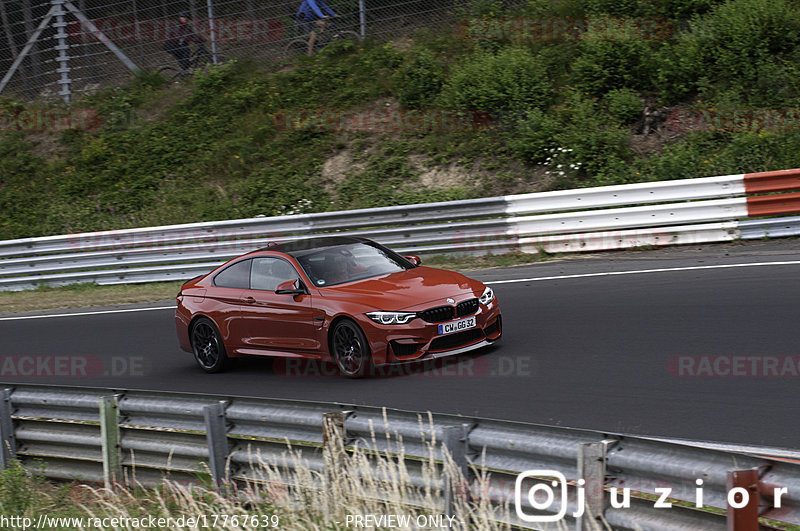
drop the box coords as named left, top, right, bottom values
left=207, top=258, right=252, bottom=347
left=237, top=256, right=321, bottom=355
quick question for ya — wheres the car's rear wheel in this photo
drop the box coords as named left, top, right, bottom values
left=191, top=317, right=233, bottom=373
left=331, top=320, right=373, bottom=378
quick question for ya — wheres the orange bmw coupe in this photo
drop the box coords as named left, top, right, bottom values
left=175, top=236, right=501, bottom=377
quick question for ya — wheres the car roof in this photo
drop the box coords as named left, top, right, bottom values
left=259, top=236, right=370, bottom=256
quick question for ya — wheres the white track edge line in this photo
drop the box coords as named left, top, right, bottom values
left=0, top=306, right=176, bottom=321
left=483, top=260, right=800, bottom=285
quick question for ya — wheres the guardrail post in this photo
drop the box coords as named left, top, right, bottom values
left=0, top=389, right=16, bottom=468
left=100, top=395, right=122, bottom=489
left=323, top=411, right=350, bottom=517
left=442, top=424, right=471, bottom=519
left=576, top=440, right=615, bottom=531
left=203, top=401, right=229, bottom=490
left=727, top=468, right=760, bottom=531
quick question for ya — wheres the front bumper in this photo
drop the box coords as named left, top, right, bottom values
left=359, top=299, right=502, bottom=366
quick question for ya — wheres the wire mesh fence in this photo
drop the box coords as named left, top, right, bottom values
left=0, top=0, right=476, bottom=102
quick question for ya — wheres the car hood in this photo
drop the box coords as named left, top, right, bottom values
left=319, top=266, right=483, bottom=310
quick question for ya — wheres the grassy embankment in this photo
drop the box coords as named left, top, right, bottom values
left=3, top=0, right=800, bottom=309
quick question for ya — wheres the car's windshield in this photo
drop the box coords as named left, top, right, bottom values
left=294, top=242, right=411, bottom=287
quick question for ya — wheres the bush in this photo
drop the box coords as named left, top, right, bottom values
left=675, top=0, right=800, bottom=106
left=440, top=47, right=552, bottom=114
left=605, top=88, right=642, bottom=123
left=0, top=460, right=36, bottom=515
left=395, top=49, right=445, bottom=108
left=553, top=92, right=633, bottom=184
left=571, top=36, right=657, bottom=95
left=508, top=108, right=561, bottom=163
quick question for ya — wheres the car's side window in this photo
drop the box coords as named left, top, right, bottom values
left=213, top=259, right=252, bottom=289
left=251, top=257, right=300, bottom=291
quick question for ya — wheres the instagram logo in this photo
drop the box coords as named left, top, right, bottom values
left=515, top=470, right=571, bottom=522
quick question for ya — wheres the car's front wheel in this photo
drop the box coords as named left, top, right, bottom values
left=331, top=320, right=373, bottom=378
left=191, top=317, right=233, bottom=373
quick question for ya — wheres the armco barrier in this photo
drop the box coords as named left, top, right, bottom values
left=1, top=384, right=799, bottom=530
left=3, top=169, right=800, bottom=290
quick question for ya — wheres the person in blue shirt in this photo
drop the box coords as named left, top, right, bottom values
left=296, top=0, right=337, bottom=55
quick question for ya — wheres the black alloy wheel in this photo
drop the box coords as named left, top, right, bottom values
left=191, top=317, right=233, bottom=373
left=331, top=320, right=373, bottom=378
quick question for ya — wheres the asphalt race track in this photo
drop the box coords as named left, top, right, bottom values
left=3, top=240, right=800, bottom=450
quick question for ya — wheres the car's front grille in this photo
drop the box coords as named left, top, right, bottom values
left=429, top=329, right=484, bottom=351
left=456, top=298, right=479, bottom=317
left=419, top=305, right=455, bottom=323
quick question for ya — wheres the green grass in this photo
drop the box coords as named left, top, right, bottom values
left=5, top=0, right=800, bottom=242
left=0, top=281, right=182, bottom=313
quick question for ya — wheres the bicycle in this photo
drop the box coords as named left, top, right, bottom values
left=284, top=17, right=362, bottom=56
left=158, top=44, right=227, bottom=81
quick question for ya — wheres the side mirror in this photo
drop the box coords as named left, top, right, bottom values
left=275, top=279, right=305, bottom=295
left=404, top=255, right=422, bottom=266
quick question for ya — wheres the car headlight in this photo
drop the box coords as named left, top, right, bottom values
left=479, top=286, right=494, bottom=305
left=366, top=311, right=417, bottom=325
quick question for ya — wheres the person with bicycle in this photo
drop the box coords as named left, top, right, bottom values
left=296, top=0, right=337, bottom=55
left=163, top=12, right=206, bottom=70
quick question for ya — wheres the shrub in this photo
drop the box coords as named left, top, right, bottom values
left=605, top=88, right=643, bottom=123
left=571, top=36, right=657, bottom=95
left=440, top=47, right=552, bottom=114
left=395, top=49, right=445, bottom=108
left=676, top=0, right=800, bottom=106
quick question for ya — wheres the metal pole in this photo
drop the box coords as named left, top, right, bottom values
left=442, top=424, right=471, bottom=520
left=203, top=402, right=229, bottom=490
left=576, top=441, right=615, bottom=531
left=0, top=389, right=16, bottom=468
left=100, top=395, right=122, bottom=490
left=206, top=0, right=218, bottom=65
left=0, top=1, right=19, bottom=61
left=132, top=0, right=144, bottom=64
left=727, top=469, right=760, bottom=531
left=0, top=6, right=56, bottom=96
left=323, top=411, right=349, bottom=518
left=53, top=0, right=72, bottom=103
left=359, top=0, right=366, bottom=39
left=65, top=2, right=141, bottom=74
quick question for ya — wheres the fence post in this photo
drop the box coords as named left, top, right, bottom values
left=0, top=389, right=16, bottom=468
left=203, top=401, right=229, bottom=490
left=206, top=0, right=219, bottom=64
left=727, top=468, right=760, bottom=531
left=442, top=423, right=471, bottom=519
left=100, top=395, right=122, bottom=489
left=576, top=440, right=616, bottom=531
left=52, top=0, right=72, bottom=103
left=359, top=0, right=366, bottom=39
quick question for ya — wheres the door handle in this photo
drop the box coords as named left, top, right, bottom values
left=243, top=296, right=256, bottom=304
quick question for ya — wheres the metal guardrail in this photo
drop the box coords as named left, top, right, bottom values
left=1, top=383, right=798, bottom=529
left=2, top=171, right=800, bottom=291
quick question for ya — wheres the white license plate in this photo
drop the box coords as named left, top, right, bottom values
left=438, top=316, right=476, bottom=335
